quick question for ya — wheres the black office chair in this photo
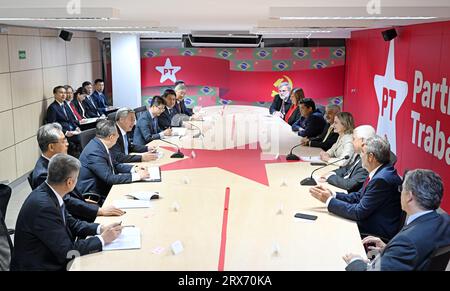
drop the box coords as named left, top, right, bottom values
left=107, top=111, right=116, bottom=121
left=79, top=128, right=97, bottom=150
left=427, top=245, right=450, bottom=271
left=134, top=106, right=147, bottom=120
left=389, top=151, right=397, bottom=166
left=0, top=209, right=13, bottom=271
left=27, top=171, right=33, bottom=189
left=0, top=184, right=14, bottom=236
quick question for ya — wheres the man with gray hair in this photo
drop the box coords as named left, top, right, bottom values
left=310, top=136, right=402, bottom=240
left=320, top=125, right=375, bottom=192
left=11, top=154, right=123, bottom=271
left=302, top=104, right=341, bottom=151
left=77, top=120, right=150, bottom=197
left=110, top=107, right=158, bottom=163
left=344, top=169, right=450, bottom=271
left=269, top=82, right=292, bottom=118
left=30, top=123, right=125, bottom=222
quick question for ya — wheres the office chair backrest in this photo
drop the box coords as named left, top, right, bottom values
left=427, top=245, right=450, bottom=271
left=79, top=128, right=97, bottom=150
left=134, top=106, right=147, bottom=120
left=0, top=184, right=11, bottom=221
left=27, top=171, right=34, bottom=190
left=107, top=111, right=116, bottom=121
left=0, top=209, right=13, bottom=271
left=389, top=151, right=397, bottom=166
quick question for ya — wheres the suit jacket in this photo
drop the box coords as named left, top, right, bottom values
left=174, top=100, right=193, bottom=116
left=326, top=134, right=354, bottom=166
left=133, top=110, right=161, bottom=146
left=309, top=123, right=339, bottom=151
left=328, top=164, right=402, bottom=240
left=10, top=183, right=102, bottom=271
left=82, top=95, right=101, bottom=118
left=72, top=99, right=87, bottom=119
left=346, top=211, right=450, bottom=271
left=110, top=124, right=148, bottom=163
left=284, top=105, right=301, bottom=126
left=269, top=94, right=291, bottom=115
left=46, top=101, right=79, bottom=134
left=291, top=110, right=326, bottom=138
left=77, top=138, right=133, bottom=197
left=30, top=156, right=99, bottom=222
left=92, top=91, right=109, bottom=115
left=327, top=154, right=368, bottom=192
left=158, top=106, right=177, bottom=130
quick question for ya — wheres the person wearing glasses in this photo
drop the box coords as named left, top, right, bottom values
left=310, top=136, right=402, bottom=240
left=269, top=82, right=292, bottom=118
left=344, top=169, right=450, bottom=271
left=133, top=96, right=173, bottom=146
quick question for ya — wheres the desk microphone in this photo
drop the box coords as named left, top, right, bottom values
left=300, top=155, right=350, bottom=186
left=286, top=143, right=302, bottom=161
left=184, top=121, right=203, bottom=138
left=159, top=138, right=184, bottom=158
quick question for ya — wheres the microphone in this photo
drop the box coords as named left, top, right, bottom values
left=300, top=155, right=350, bottom=186
left=184, top=121, right=203, bottom=138
left=286, top=143, right=302, bottom=161
left=159, top=138, right=184, bottom=158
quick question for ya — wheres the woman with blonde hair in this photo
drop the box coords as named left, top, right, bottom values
left=320, top=112, right=355, bottom=166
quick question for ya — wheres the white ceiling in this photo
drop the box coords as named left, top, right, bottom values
left=0, top=0, right=449, bottom=38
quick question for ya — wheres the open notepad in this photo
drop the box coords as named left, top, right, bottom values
left=144, top=166, right=161, bottom=182
left=103, top=227, right=141, bottom=251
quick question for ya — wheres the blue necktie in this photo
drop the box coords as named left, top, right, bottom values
left=153, top=118, right=158, bottom=133
left=123, top=134, right=129, bottom=155
left=61, top=104, right=68, bottom=119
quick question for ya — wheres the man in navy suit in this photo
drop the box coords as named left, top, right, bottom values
left=174, top=83, right=193, bottom=116
left=110, top=107, right=158, bottom=163
left=46, top=86, right=82, bottom=155
left=133, top=96, right=173, bottom=146
left=291, top=98, right=326, bottom=138
left=310, top=136, right=402, bottom=240
left=31, top=123, right=124, bottom=222
left=77, top=120, right=150, bottom=198
left=92, top=79, right=109, bottom=115
left=344, top=169, right=450, bottom=271
left=11, top=154, right=123, bottom=271
left=82, top=81, right=102, bottom=118
left=158, top=89, right=178, bottom=130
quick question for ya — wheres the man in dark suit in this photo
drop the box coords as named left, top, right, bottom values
left=134, top=96, right=173, bottom=146
left=269, top=82, right=292, bottom=118
left=158, top=89, right=178, bottom=130
left=110, top=107, right=158, bottom=163
left=344, top=169, right=450, bottom=271
left=31, top=123, right=124, bottom=222
left=302, top=104, right=340, bottom=151
left=174, top=83, right=193, bottom=116
left=82, top=81, right=102, bottom=118
left=11, top=154, right=123, bottom=271
left=46, top=86, right=81, bottom=155
left=92, top=79, right=109, bottom=115
left=77, top=120, right=150, bottom=197
left=310, top=136, right=402, bottom=240
left=319, top=125, right=375, bottom=192
left=291, top=98, right=326, bottom=138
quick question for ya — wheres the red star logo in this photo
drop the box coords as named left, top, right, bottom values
left=160, top=144, right=295, bottom=186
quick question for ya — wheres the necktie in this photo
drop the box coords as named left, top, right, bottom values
left=60, top=203, right=66, bottom=225
left=362, top=176, right=371, bottom=192
left=61, top=104, right=68, bottom=119
left=107, top=151, right=116, bottom=174
left=153, top=118, right=158, bottom=133
left=89, top=96, right=97, bottom=109
left=123, top=134, right=129, bottom=155
left=177, top=102, right=182, bottom=113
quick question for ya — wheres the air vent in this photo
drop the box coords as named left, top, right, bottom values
left=185, top=34, right=263, bottom=47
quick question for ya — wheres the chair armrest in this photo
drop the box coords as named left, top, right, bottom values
left=82, top=192, right=101, bottom=203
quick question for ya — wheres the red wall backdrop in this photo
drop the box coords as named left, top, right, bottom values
left=344, top=21, right=450, bottom=212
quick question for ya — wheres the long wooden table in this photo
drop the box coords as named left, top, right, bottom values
left=70, top=105, right=366, bottom=271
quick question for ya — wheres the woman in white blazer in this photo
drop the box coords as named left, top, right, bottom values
left=320, top=112, right=355, bottom=166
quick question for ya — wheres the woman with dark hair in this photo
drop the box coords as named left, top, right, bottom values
left=72, top=87, right=88, bottom=119
left=284, top=88, right=304, bottom=125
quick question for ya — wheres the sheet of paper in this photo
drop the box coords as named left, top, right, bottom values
left=103, top=227, right=141, bottom=251
left=144, top=166, right=161, bottom=182
left=113, top=200, right=151, bottom=208
left=171, top=127, right=187, bottom=136
left=300, top=156, right=323, bottom=163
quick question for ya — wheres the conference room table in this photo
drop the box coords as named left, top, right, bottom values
left=70, top=105, right=366, bottom=271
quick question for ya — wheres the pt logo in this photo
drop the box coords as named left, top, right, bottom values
left=374, top=41, right=408, bottom=154
left=155, top=58, right=181, bottom=83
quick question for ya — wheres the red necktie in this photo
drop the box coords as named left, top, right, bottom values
left=362, top=176, right=371, bottom=191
